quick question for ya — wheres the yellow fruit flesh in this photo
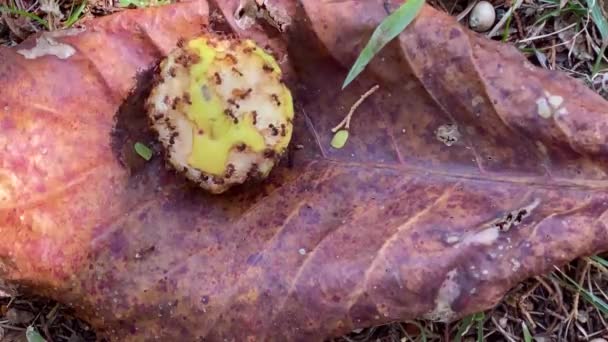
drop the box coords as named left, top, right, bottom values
left=184, top=37, right=293, bottom=176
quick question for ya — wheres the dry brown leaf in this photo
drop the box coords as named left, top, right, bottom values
left=1, top=0, right=608, bottom=340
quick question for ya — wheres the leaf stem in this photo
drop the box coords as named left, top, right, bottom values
left=332, top=84, right=380, bottom=132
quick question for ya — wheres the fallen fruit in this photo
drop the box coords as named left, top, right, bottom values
left=146, top=34, right=294, bottom=194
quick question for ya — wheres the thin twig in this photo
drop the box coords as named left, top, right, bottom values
left=332, top=84, right=380, bottom=132
left=519, top=283, right=540, bottom=329
left=571, top=260, right=591, bottom=321
left=517, top=22, right=578, bottom=43
left=456, top=0, right=478, bottom=21
left=488, top=0, right=524, bottom=37
left=491, top=316, right=518, bottom=342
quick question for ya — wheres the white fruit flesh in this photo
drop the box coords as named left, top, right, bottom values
left=146, top=35, right=294, bottom=194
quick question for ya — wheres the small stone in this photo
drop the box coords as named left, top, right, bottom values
left=298, top=248, right=306, bottom=255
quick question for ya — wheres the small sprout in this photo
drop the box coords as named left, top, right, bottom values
left=134, top=142, right=153, bottom=161
left=331, top=84, right=379, bottom=143
left=469, top=1, right=496, bottom=32
left=331, top=130, right=349, bottom=149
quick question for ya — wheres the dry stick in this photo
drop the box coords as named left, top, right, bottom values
left=571, top=260, right=591, bottom=321
left=566, top=13, right=592, bottom=63
left=487, top=0, right=523, bottom=37
left=517, top=22, right=578, bottom=43
left=456, top=0, right=478, bottom=22
left=513, top=9, right=525, bottom=39
left=534, top=276, right=555, bottom=296
left=518, top=283, right=540, bottom=329
left=332, top=84, right=380, bottom=132
left=551, top=38, right=557, bottom=70
left=490, top=316, right=517, bottom=342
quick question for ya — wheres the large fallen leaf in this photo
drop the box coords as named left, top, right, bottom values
left=1, top=0, right=608, bottom=340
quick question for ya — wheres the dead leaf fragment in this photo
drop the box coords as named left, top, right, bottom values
left=17, top=34, right=75, bottom=59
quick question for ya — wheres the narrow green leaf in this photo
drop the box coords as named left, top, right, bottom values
left=404, top=321, right=427, bottom=342
left=134, top=142, right=153, bottom=161
left=554, top=270, right=608, bottom=315
left=330, top=130, right=349, bottom=149
left=0, top=5, right=49, bottom=29
left=26, top=326, right=47, bottom=342
left=592, top=42, right=607, bottom=76
left=521, top=322, right=533, bottom=342
left=476, top=316, right=484, bottom=342
left=64, top=0, right=87, bottom=28
left=454, top=314, right=475, bottom=342
left=587, top=0, right=608, bottom=41
left=341, top=0, right=425, bottom=89
left=502, top=14, right=513, bottom=42
left=592, top=255, right=608, bottom=267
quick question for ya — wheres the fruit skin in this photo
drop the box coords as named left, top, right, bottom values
left=146, top=34, right=294, bottom=194
left=469, top=1, right=496, bottom=32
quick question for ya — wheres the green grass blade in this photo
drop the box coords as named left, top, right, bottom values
left=26, top=326, right=47, bottom=342
left=592, top=41, right=608, bottom=75
left=587, top=0, right=608, bottom=41
left=341, top=0, right=425, bottom=89
left=521, top=322, right=533, bottom=342
left=0, top=5, right=48, bottom=29
left=502, top=14, right=513, bottom=42
left=592, top=255, right=608, bottom=267
left=454, top=314, right=475, bottom=342
left=554, top=270, right=608, bottom=315
left=64, top=0, right=87, bottom=28
left=475, top=312, right=485, bottom=342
